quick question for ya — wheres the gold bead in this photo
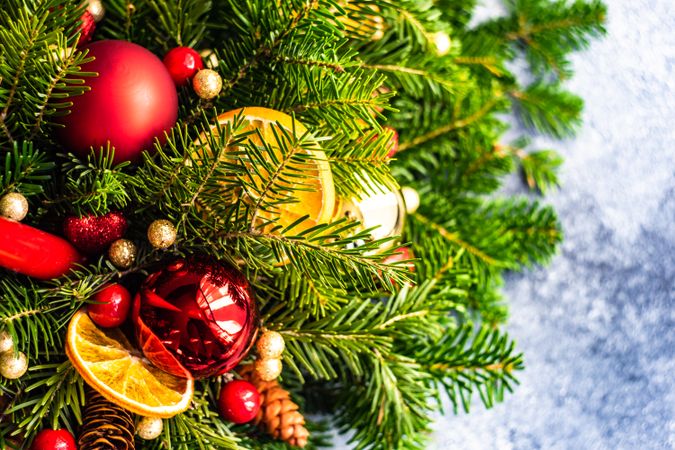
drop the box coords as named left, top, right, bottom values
left=136, top=416, right=163, bottom=440
left=108, top=239, right=137, bottom=269
left=192, top=69, right=222, bottom=100
left=400, top=187, right=420, bottom=214
left=256, top=330, right=285, bottom=360
left=0, top=351, right=27, bottom=379
left=254, top=358, right=282, bottom=381
left=87, top=0, right=106, bottom=22
left=0, top=331, right=13, bottom=354
left=0, top=192, right=28, bottom=221
left=147, top=219, right=177, bottom=249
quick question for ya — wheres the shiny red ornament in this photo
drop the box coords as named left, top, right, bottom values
left=76, top=10, right=96, bottom=48
left=88, top=283, right=132, bottom=328
left=30, top=428, right=76, bottom=450
left=133, top=259, right=258, bottom=379
left=63, top=211, right=128, bottom=255
left=163, top=46, right=204, bottom=86
left=57, top=40, right=178, bottom=164
left=218, top=380, right=261, bottom=424
left=0, top=217, right=83, bottom=280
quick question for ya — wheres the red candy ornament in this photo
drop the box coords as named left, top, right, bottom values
left=218, top=380, right=261, bottom=424
left=88, top=283, right=132, bottom=328
left=63, top=211, right=128, bottom=255
left=30, top=428, right=76, bottom=450
left=133, top=259, right=257, bottom=379
left=163, top=46, right=204, bottom=86
left=57, top=40, right=178, bottom=164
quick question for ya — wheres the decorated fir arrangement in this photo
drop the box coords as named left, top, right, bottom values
left=0, top=1, right=605, bottom=449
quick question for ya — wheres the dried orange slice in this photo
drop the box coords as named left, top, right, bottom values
left=66, top=310, right=193, bottom=418
left=204, top=107, right=335, bottom=233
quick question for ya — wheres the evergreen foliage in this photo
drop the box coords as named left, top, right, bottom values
left=0, top=0, right=605, bottom=448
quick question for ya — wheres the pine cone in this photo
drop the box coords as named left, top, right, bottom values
left=78, top=388, right=135, bottom=450
left=239, top=364, right=309, bottom=448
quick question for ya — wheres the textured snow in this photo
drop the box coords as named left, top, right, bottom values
left=335, top=0, right=675, bottom=448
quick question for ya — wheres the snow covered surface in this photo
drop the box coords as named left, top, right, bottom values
left=337, top=0, right=675, bottom=448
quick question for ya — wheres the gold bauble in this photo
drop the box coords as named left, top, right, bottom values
left=0, top=192, right=28, bottom=221
left=0, top=331, right=13, bottom=354
left=432, top=31, right=452, bottom=56
left=0, top=351, right=28, bottom=379
left=400, top=186, right=420, bottom=214
left=256, top=330, right=285, bottom=360
left=192, top=69, right=222, bottom=100
left=136, top=416, right=163, bottom=440
left=147, top=219, right=177, bottom=249
left=254, top=358, right=282, bottom=381
left=87, top=0, right=106, bottom=22
left=108, top=239, right=137, bottom=269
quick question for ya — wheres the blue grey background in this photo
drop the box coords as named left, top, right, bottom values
left=338, top=0, right=675, bottom=448
left=432, top=0, right=675, bottom=449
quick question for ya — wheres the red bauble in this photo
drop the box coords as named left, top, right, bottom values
left=63, top=211, right=128, bottom=255
left=88, top=283, right=132, bottom=328
left=133, top=259, right=257, bottom=379
left=0, top=217, right=83, bottom=280
left=76, top=10, right=96, bottom=48
left=218, top=380, right=261, bottom=424
left=385, top=127, right=399, bottom=158
left=30, top=428, right=76, bottom=450
left=57, top=40, right=178, bottom=164
left=163, top=46, right=204, bottom=86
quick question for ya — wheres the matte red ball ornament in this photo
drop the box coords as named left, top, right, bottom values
left=88, top=283, right=132, bottom=328
left=57, top=40, right=178, bottom=164
left=163, top=46, right=204, bottom=86
left=30, top=428, right=76, bottom=450
left=133, top=259, right=258, bottom=379
left=218, top=380, right=261, bottom=424
left=63, top=211, right=128, bottom=255
left=0, top=217, right=83, bottom=280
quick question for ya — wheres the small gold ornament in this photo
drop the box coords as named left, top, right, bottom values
left=0, top=331, right=13, bottom=354
left=87, top=0, right=106, bottom=22
left=136, top=416, right=163, bottom=440
left=0, top=351, right=28, bottom=379
left=254, top=357, right=282, bottom=381
left=192, top=69, right=222, bottom=100
left=401, top=187, right=420, bottom=214
left=147, top=219, right=177, bottom=249
left=432, top=31, right=452, bottom=56
left=0, top=192, right=28, bottom=222
left=256, top=330, right=285, bottom=360
left=108, top=239, right=137, bottom=269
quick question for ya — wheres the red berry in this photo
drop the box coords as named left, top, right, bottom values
left=88, top=283, right=132, bottom=328
left=30, top=429, right=76, bottom=450
left=218, top=380, right=261, bottom=424
left=163, top=47, right=204, bottom=86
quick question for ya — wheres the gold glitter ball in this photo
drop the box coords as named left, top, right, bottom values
left=254, top=357, right=283, bottom=381
left=0, top=192, right=28, bottom=222
left=108, top=239, right=137, bottom=269
left=192, top=69, right=222, bottom=100
left=256, top=330, right=285, bottom=360
left=147, top=219, right=177, bottom=249
left=136, top=416, right=163, bottom=440
left=0, top=331, right=13, bottom=354
left=0, top=351, right=27, bottom=379
left=87, top=0, right=105, bottom=22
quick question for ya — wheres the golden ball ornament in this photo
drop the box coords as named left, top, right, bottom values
left=87, top=0, right=106, bottom=22
left=401, top=186, right=420, bottom=214
left=0, top=331, right=13, bottom=354
left=254, top=357, right=282, bottom=381
left=0, top=192, right=28, bottom=221
left=433, top=31, right=452, bottom=56
left=192, top=69, right=222, bottom=100
left=256, top=330, right=285, bottom=360
left=0, top=351, right=28, bottom=379
left=147, top=219, right=177, bottom=249
left=136, top=416, right=163, bottom=440
left=108, top=239, right=137, bottom=269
